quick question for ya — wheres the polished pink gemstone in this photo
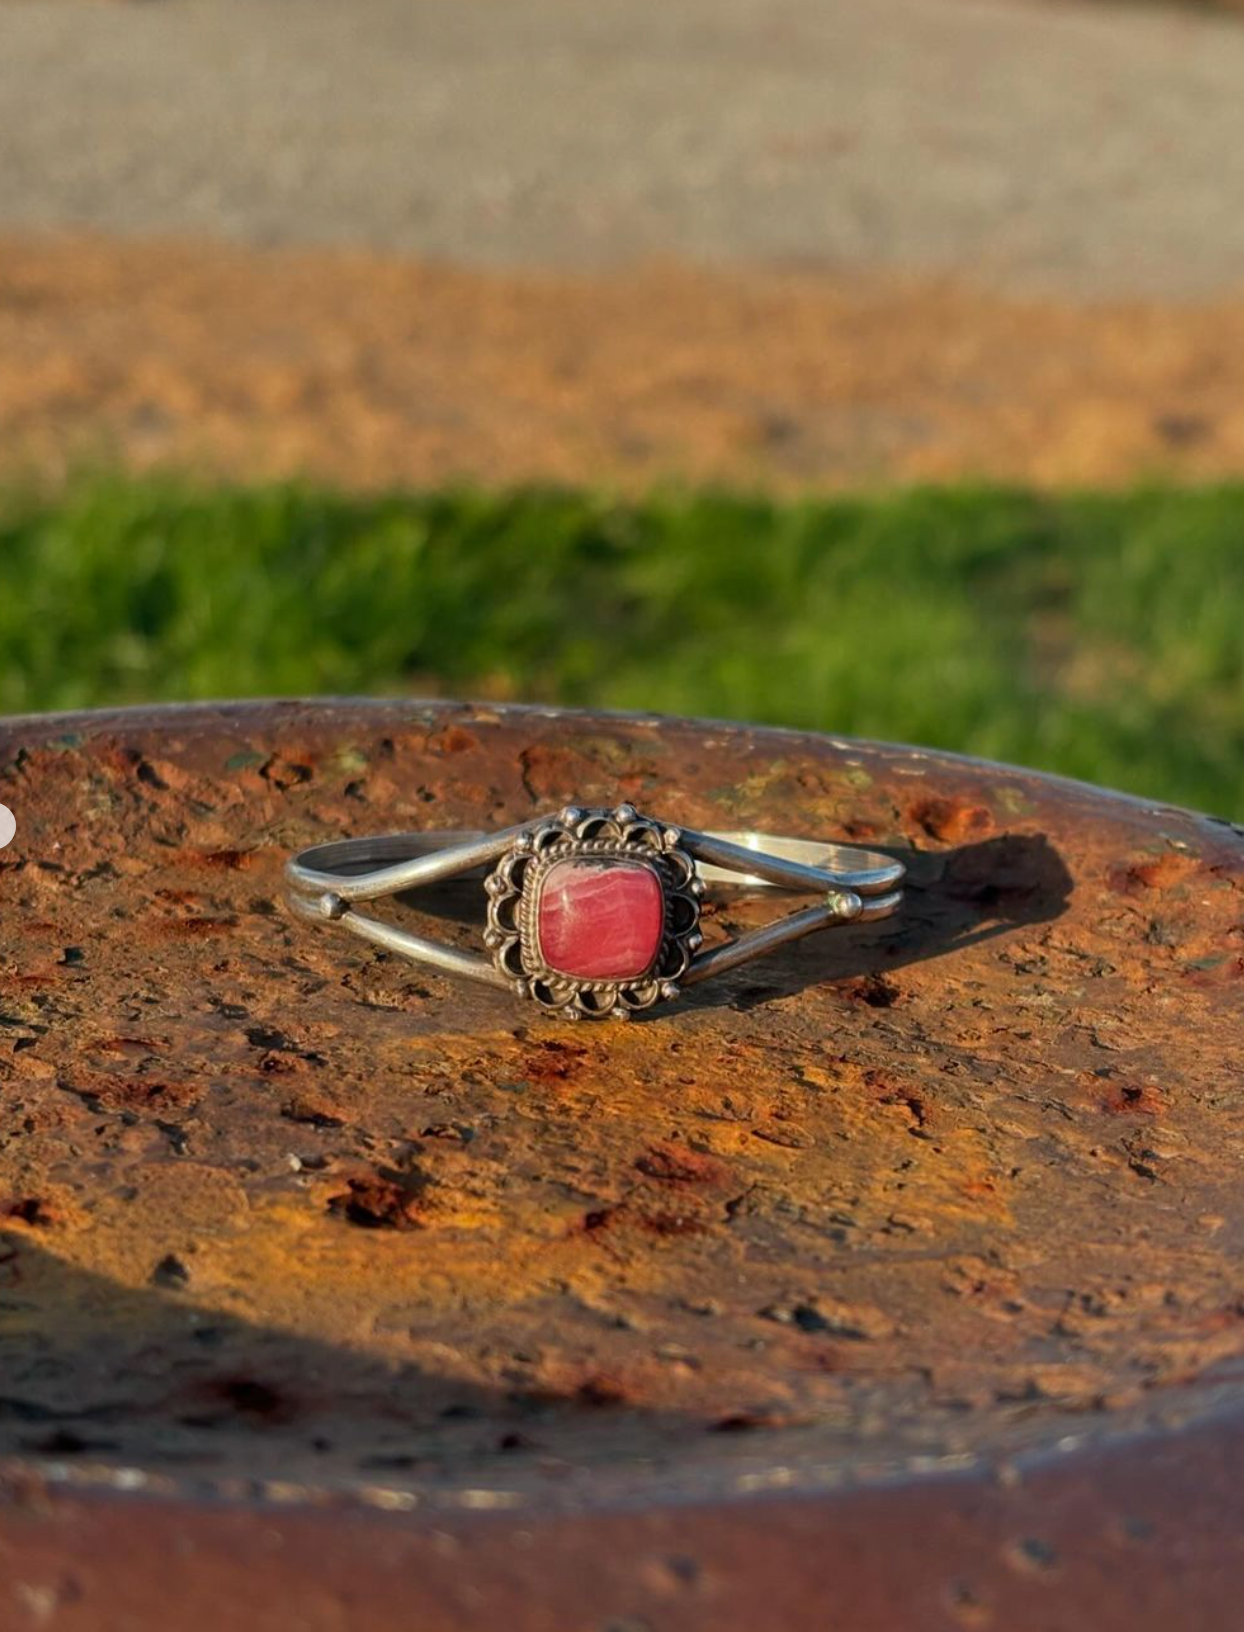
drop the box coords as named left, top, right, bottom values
left=536, top=858, right=665, bottom=980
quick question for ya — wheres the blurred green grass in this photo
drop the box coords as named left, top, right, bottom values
left=2, top=478, right=1241, bottom=815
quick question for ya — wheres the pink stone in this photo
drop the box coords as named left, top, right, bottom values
left=536, top=858, right=665, bottom=981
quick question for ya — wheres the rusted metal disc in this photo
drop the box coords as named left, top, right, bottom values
left=1, top=699, right=1242, bottom=1631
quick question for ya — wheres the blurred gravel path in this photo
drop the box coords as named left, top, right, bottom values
left=2, top=0, right=1244, bottom=296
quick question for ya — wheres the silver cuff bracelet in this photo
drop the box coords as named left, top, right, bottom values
left=286, top=803, right=904, bottom=1019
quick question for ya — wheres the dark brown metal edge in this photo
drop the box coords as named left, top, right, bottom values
left=3, top=1406, right=1244, bottom=1632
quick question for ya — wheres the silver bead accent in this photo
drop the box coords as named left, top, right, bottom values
left=829, top=888, right=864, bottom=922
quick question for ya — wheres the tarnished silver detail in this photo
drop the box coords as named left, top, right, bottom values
left=484, top=805, right=701, bottom=1019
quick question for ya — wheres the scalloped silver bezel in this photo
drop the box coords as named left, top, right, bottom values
left=483, top=806, right=702, bottom=1018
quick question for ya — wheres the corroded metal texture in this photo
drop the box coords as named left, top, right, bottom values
left=0, top=699, right=1242, bottom=1630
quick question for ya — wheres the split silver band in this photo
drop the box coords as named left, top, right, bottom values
left=285, top=806, right=904, bottom=1018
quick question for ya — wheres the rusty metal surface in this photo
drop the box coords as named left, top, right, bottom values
left=1, top=698, right=1242, bottom=1629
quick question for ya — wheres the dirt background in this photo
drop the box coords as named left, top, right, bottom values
left=4, top=234, right=1244, bottom=492
left=3, top=0, right=1244, bottom=491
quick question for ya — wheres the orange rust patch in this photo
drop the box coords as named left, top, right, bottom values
left=181, top=849, right=256, bottom=871
left=1109, top=851, right=1206, bottom=894
left=327, top=1169, right=430, bottom=1230
left=61, top=1069, right=203, bottom=1114
left=430, top=725, right=481, bottom=756
left=634, top=1142, right=734, bottom=1187
left=1096, top=1080, right=1169, bottom=1117
left=281, top=1093, right=347, bottom=1128
left=3, top=1196, right=58, bottom=1228
left=910, top=797, right=997, bottom=845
